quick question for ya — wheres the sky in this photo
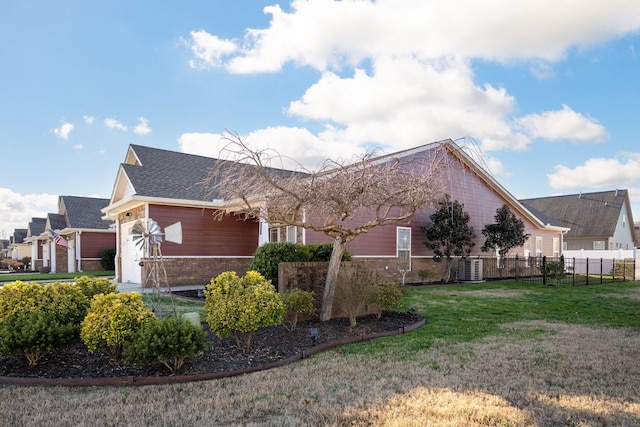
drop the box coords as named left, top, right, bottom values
left=1, top=0, right=640, bottom=240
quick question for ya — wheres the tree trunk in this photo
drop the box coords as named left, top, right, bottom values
left=443, top=258, right=453, bottom=282
left=320, top=238, right=347, bottom=321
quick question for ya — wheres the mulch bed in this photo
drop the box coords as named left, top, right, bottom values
left=0, top=311, right=423, bottom=385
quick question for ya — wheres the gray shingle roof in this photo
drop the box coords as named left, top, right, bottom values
left=11, top=229, right=27, bottom=244
left=124, top=144, right=303, bottom=202
left=47, top=213, right=67, bottom=231
left=124, top=145, right=225, bottom=201
left=520, top=190, right=628, bottom=238
left=27, top=218, right=46, bottom=237
left=61, top=196, right=112, bottom=230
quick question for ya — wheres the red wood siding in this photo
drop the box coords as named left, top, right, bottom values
left=80, top=232, right=116, bottom=258
left=148, top=205, right=259, bottom=256
left=306, top=150, right=563, bottom=258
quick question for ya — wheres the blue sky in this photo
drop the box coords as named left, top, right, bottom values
left=2, top=0, right=640, bottom=239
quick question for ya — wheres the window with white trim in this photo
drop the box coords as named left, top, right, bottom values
left=552, top=237, right=559, bottom=257
left=535, top=236, right=543, bottom=257
left=286, top=226, right=297, bottom=243
left=397, top=227, right=411, bottom=272
left=593, top=240, right=605, bottom=250
left=269, top=228, right=279, bottom=243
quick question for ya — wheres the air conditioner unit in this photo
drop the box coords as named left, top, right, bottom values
left=458, top=259, right=483, bottom=282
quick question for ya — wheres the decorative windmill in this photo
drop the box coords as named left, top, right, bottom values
left=130, top=218, right=182, bottom=316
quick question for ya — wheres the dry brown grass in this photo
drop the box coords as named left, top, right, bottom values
left=1, top=321, right=639, bottom=426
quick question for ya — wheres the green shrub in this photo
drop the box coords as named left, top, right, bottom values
left=541, top=260, right=565, bottom=285
left=74, top=276, right=118, bottom=300
left=368, top=282, right=407, bottom=318
left=124, top=316, right=208, bottom=372
left=248, top=242, right=310, bottom=285
left=249, top=242, right=353, bottom=285
left=281, top=288, right=315, bottom=331
left=0, top=281, right=89, bottom=326
left=100, top=247, right=116, bottom=271
left=80, top=292, right=155, bottom=360
left=0, top=311, right=76, bottom=365
left=306, top=243, right=352, bottom=262
left=204, top=271, right=284, bottom=349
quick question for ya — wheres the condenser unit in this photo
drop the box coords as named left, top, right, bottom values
left=458, top=259, right=483, bottom=282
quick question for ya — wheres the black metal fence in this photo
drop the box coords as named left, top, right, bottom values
left=460, top=255, right=636, bottom=286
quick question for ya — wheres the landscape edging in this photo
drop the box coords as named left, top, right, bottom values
left=0, top=317, right=425, bottom=387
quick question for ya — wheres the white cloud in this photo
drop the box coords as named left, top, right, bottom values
left=0, top=188, right=58, bottom=239
left=517, top=104, right=608, bottom=143
left=73, top=144, right=84, bottom=150
left=83, top=115, right=95, bottom=124
left=134, top=117, right=152, bottom=136
left=51, top=122, right=74, bottom=140
left=104, top=118, right=128, bottom=132
left=289, top=57, right=530, bottom=152
left=548, top=152, right=640, bottom=189
left=530, top=62, right=556, bottom=80
left=187, top=30, right=238, bottom=69
left=196, top=0, right=640, bottom=74
left=178, top=127, right=363, bottom=171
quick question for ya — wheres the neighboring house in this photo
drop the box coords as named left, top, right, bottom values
left=520, top=190, right=637, bottom=251
left=23, top=217, right=46, bottom=271
left=103, top=142, right=567, bottom=287
left=8, top=229, right=29, bottom=262
left=0, top=239, right=9, bottom=258
left=36, top=197, right=116, bottom=274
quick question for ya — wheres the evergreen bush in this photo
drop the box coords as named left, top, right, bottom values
left=100, top=247, right=116, bottom=271
left=281, top=288, right=315, bottom=331
left=368, top=282, right=407, bottom=318
left=124, top=316, right=208, bottom=372
left=80, top=292, right=155, bottom=360
left=248, top=242, right=309, bottom=285
left=74, top=276, right=119, bottom=300
left=204, top=271, right=284, bottom=349
left=0, top=311, right=76, bottom=365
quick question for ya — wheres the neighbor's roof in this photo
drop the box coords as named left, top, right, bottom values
left=60, top=196, right=112, bottom=230
left=27, top=217, right=46, bottom=237
left=519, top=190, right=631, bottom=239
left=47, top=213, right=67, bottom=231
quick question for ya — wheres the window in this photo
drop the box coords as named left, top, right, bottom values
left=552, top=237, right=559, bottom=257
left=397, top=227, right=411, bottom=271
left=286, top=226, right=297, bottom=243
left=269, top=228, right=279, bottom=243
left=535, top=236, right=543, bottom=256
left=593, top=240, right=605, bottom=250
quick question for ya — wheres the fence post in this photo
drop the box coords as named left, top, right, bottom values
left=542, top=256, right=547, bottom=286
left=572, top=257, right=576, bottom=286
left=600, top=258, right=603, bottom=284
left=586, top=258, right=589, bottom=285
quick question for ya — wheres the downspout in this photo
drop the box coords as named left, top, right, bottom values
left=77, top=230, right=82, bottom=272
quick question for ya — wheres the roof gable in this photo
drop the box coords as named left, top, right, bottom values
left=520, top=190, right=632, bottom=239
left=59, top=196, right=113, bottom=230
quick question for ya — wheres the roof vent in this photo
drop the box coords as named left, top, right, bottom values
left=578, top=192, right=582, bottom=199
left=615, top=189, right=619, bottom=197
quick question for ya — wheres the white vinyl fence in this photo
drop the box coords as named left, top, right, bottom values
left=562, top=248, right=638, bottom=280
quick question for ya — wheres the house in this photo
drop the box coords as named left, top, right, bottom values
left=8, top=229, right=29, bottom=262
left=103, top=142, right=567, bottom=287
left=26, top=197, right=116, bottom=273
left=23, top=217, right=46, bottom=271
left=102, top=144, right=265, bottom=287
left=520, top=190, right=637, bottom=251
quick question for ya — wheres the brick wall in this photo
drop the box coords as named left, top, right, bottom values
left=140, top=257, right=253, bottom=289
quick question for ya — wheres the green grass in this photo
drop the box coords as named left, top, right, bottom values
left=141, top=293, right=205, bottom=319
left=340, top=280, right=640, bottom=357
left=0, top=271, right=115, bottom=283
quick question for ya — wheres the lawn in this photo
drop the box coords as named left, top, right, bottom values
left=0, top=271, right=115, bottom=283
left=1, top=280, right=639, bottom=426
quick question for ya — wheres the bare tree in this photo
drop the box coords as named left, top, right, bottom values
left=202, top=134, right=448, bottom=321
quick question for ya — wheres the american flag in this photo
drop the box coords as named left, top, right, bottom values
left=50, top=229, right=69, bottom=248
